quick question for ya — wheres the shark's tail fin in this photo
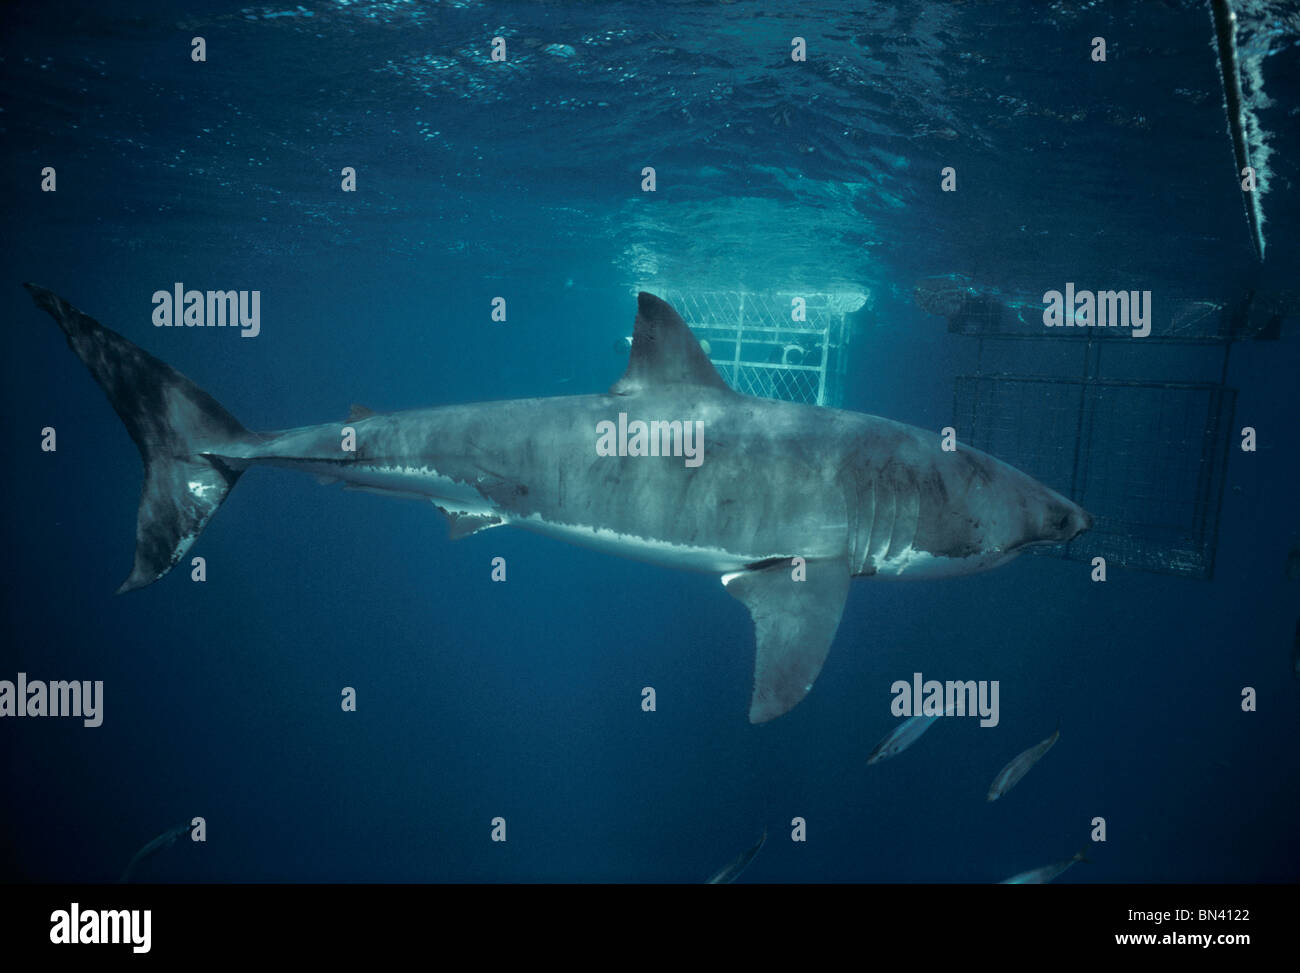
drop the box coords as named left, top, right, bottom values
left=25, top=284, right=256, bottom=593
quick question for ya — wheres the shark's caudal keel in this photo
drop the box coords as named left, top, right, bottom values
left=26, top=283, right=1091, bottom=724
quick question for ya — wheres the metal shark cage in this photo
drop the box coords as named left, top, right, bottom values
left=916, top=275, right=1283, bottom=580
left=637, top=287, right=869, bottom=408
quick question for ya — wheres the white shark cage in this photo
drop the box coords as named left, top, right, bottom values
left=636, top=287, right=869, bottom=408
left=920, top=276, right=1283, bottom=580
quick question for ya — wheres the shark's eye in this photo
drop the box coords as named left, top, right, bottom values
left=1055, top=514, right=1069, bottom=531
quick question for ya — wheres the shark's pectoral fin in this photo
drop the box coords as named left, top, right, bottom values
left=723, top=556, right=851, bottom=724
left=436, top=505, right=503, bottom=540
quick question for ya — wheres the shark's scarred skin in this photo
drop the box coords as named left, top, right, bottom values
left=26, top=285, right=1090, bottom=723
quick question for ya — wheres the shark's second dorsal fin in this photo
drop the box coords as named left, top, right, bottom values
left=610, top=292, right=734, bottom=396
left=348, top=403, right=377, bottom=420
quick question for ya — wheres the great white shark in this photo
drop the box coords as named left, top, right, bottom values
left=26, top=285, right=1091, bottom=723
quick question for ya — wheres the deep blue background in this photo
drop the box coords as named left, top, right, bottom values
left=1, top=0, right=1297, bottom=882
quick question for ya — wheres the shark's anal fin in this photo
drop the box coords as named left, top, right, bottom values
left=723, top=556, right=851, bottom=724
left=436, top=506, right=503, bottom=540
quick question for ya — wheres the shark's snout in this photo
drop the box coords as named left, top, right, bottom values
left=991, top=494, right=1092, bottom=556
left=1053, top=502, right=1092, bottom=542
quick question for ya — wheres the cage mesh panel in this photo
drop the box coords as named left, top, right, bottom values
left=646, top=289, right=860, bottom=407
left=953, top=376, right=1234, bottom=579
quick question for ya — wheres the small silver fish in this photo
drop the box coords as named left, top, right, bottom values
left=706, top=829, right=767, bottom=885
left=999, top=847, right=1089, bottom=885
left=119, top=821, right=194, bottom=883
left=867, top=704, right=956, bottom=764
left=987, top=724, right=1060, bottom=802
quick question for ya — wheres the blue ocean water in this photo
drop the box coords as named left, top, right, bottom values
left=1, top=0, right=1297, bottom=883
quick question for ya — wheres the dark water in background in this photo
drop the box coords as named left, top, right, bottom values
left=1, top=0, right=1297, bottom=882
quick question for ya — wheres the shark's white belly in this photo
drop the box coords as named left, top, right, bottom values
left=513, top=513, right=768, bottom=574
left=292, top=458, right=1012, bottom=580
left=280, top=458, right=1022, bottom=582
left=299, top=461, right=1011, bottom=579
left=294, top=460, right=759, bottom=572
left=869, top=544, right=1022, bottom=579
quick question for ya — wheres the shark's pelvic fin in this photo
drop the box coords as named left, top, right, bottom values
left=723, top=556, right=851, bottom=723
left=610, top=292, right=735, bottom=396
left=24, top=284, right=257, bottom=593
left=436, top=507, right=504, bottom=540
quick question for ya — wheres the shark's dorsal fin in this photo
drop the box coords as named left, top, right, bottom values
left=610, top=292, right=734, bottom=396
left=723, top=556, right=850, bottom=723
left=348, top=403, right=377, bottom=420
